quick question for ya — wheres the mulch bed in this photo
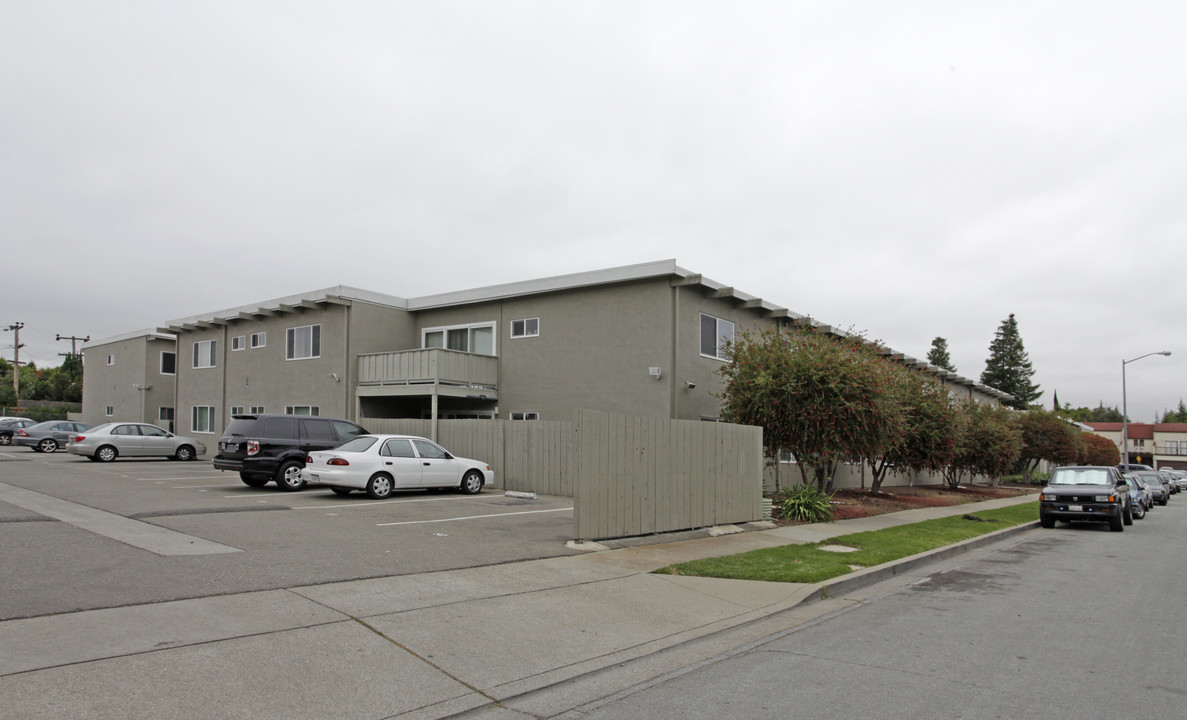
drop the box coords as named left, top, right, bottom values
left=822, top=485, right=1037, bottom=521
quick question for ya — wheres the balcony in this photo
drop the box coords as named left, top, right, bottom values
left=356, top=348, right=498, bottom=399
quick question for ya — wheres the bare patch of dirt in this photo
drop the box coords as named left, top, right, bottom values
left=789, top=484, right=1037, bottom=523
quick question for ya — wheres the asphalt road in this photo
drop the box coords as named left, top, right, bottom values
left=0, top=448, right=578, bottom=620
left=573, top=495, right=1187, bottom=719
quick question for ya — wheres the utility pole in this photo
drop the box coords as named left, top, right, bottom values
left=4, top=322, right=25, bottom=402
left=56, top=333, right=90, bottom=359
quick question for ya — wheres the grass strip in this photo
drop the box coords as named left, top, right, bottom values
left=653, top=502, right=1038, bottom=584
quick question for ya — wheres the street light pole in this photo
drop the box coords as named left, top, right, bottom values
left=1121, top=350, right=1171, bottom=467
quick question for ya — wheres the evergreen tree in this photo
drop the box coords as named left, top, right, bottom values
left=1161, top=399, right=1187, bottom=423
left=980, top=313, right=1041, bottom=410
left=1053, top=389, right=1060, bottom=411
left=926, top=337, right=956, bottom=372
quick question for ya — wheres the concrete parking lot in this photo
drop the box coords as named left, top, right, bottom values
left=0, top=447, right=578, bottom=620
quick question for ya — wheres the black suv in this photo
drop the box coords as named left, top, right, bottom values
left=1039, top=465, right=1133, bottom=532
left=213, top=414, right=368, bottom=490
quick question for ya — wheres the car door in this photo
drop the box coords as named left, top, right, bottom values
left=299, top=419, right=339, bottom=454
left=110, top=424, right=145, bottom=455
left=411, top=438, right=460, bottom=487
left=379, top=438, right=423, bottom=487
left=51, top=422, right=80, bottom=446
left=137, top=424, right=175, bottom=457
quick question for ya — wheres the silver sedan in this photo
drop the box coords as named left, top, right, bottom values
left=67, top=422, right=207, bottom=462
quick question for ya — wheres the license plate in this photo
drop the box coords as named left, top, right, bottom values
left=1068, top=504, right=1083, bottom=511
left=223, top=442, right=237, bottom=452
left=310, top=473, right=320, bottom=481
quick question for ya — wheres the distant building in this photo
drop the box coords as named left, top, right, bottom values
left=1086, top=422, right=1187, bottom=470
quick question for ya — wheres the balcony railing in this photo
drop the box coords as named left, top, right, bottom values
left=357, top=348, right=498, bottom=391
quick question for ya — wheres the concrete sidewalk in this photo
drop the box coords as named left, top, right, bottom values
left=0, top=493, right=1038, bottom=720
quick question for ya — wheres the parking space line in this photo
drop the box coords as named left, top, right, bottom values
left=291, top=494, right=494, bottom=510
left=376, top=507, right=572, bottom=526
left=0, top=481, right=242, bottom=556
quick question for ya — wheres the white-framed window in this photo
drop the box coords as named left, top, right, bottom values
left=250, top=332, right=266, bottom=348
left=285, top=405, right=320, bottom=416
left=286, top=324, right=321, bottom=360
left=193, top=340, right=217, bottom=369
left=510, top=411, right=540, bottom=421
left=160, top=351, right=176, bottom=375
left=422, top=322, right=495, bottom=355
left=231, top=335, right=246, bottom=351
left=106, top=355, right=114, bottom=365
left=191, top=406, right=216, bottom=434
left=230, top=405, right=244, bottom=415
left=249, top=405, right=264, bottom=414
left=510, top=318, right=539, bottom=338
left=699, top=313, right=734, bottom=361
left=105, top=406, right=114, bottom=417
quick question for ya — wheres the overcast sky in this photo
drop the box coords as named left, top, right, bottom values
left=2, top=1, right=1183, bottom=422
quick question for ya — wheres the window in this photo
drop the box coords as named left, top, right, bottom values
left=423, top=322, right=495, bottom=355
left=511, top=318, right=539, bottom=338
left=250, top=332, right=266, bottom=349
left=193, top=340, right=217, bottom=369
left=381, top=438, right=416, bottom=458
left=231, top=335, right=246, bottom=351
left=1164, top=441, right=1180, bottom=455
left=301, top=419, right=335, bottom=441
left=160, top=352, right=176, bottom=375
left=510, top=411, right=540, bottom=421
left=159, top=407, right=174, bottom=422
left=106, top=355, right=114, bottom=365
left=286, top=324, right=320, bottom=360
left=192, top=406, right=216, bottom=433
left=285, top=405, right=320, bottom=416
left=105, top=406, right=114, bottom=417
left=231, top=405, right=244, bottom=415
left=249, top=405, right=265, bottom=414
left=700, top=314, right=734, bottom=360
left=412, top=439, right=449, bottom=459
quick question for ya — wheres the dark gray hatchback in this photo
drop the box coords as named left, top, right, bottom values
left=212, top=414, right=368, bottom=490
left=1039, top=465, right=1132, bottom=532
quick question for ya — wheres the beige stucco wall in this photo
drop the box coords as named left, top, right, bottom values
left=80, top=335, right=177, bottom=427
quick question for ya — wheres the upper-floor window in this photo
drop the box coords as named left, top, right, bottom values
left=193, top=340, right=217, bottom=369
left=423, top=322, right=495, bottom=355
left=106, top=355, right=115, bottom=365
left=285, top=405, right=320, bottom=416
left=510, top=411, right=540, bottom=421
left=699, top=313, right=734, bottom=361
left=160, top=352, right=176, bottom=375
left=105, top=406, right=114, bottom=417
left=511, top=318, right=539, bottom=338
left=286, top=324, right=321, bottom=360
left=231, top=335, right=246, bottom=351
left=250, top=332, right=266, bottom=348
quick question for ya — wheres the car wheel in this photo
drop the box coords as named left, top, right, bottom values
left=0, top=434, right=11, bottom=445
left=1109, top=512, right=1124, bottom=532
left=95, top=445, right=118, bottom=463
left=366, top=473, right=393, bottom=499
left=458, top=470, right=483, bottom=495
left=1040, top=514, right=1055, bottom=529
left=275, top=461, right=306, bottom=491
left=1123, top=503, right=1133, bottom=526
left=331, top=487, right=353, bottom=496
left=239, top=472, right=270, bottom=488
left=1133, top=502, right=1145, bottom=519
left=174, top=445, right=195, bottom=462
left=1159, top=496, right=1168, bottom=506
left=38, top=439, right=58, bottom=453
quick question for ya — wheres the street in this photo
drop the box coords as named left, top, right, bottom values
left=571, top=501, right=1186, bottom=719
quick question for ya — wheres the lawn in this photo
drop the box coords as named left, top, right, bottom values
left=653, top=502, right=1038, bottom=584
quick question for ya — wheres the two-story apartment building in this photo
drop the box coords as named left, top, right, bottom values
left=1086, top=422, right=1187, bottom=470
left=79, top=330, right=178, bottom=427
left=81, top=260, right=1010, bottom=442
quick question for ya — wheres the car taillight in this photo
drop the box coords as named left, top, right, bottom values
left=328, top=458, right=350, bottom=466
left=73, top=436, right=86, bottom=442
left=306, top=455, right=313, bottom=464
left=16, top=430, right=28, bottom=437
left=247, top=440, right=259, bottom=456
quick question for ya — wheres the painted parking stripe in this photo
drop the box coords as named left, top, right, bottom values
left=0, top=481, right=241, bottom=556
left=292, top=494, right=495, bottom=510
left=376, top=507, right=572, bottom=527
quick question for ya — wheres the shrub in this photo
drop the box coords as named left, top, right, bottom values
left=775, top=484, right=835, bottom=523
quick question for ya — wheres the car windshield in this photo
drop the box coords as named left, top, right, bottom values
left=1049, top=469, right=1112, bottom=486
left=335, top=436, right=378, bottom=453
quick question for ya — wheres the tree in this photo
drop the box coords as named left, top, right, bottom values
left=1080, top=432, right=1120, bottom=466
left=718, top=327, right=900, bottom=493
left=926, top=337, right=956, bottom=372
left=943, top=401, right=1023, bottom=490
left=1016, top=409, right=1081, bottom=481
left=1160, top=400, right=1187, bottom=423
left=980, top=313, right=1041, bottom=409
left=869, top=368, right=957, bottom=494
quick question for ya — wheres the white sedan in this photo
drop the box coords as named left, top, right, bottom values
left=301, top=434, right=493, bottom=499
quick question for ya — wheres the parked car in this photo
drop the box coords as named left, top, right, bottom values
left=66, top=422, right=207, bottom=462
left=0, top=418, right=37, bottom=446
left=1039, top=465, right=1132, bottom=531
left=14, top=420, right=93, bottom=452
left=1125, top=474, right=1154, bottom=511
left=1168, top=469, right=1187, bottom=491
left=1132, top=470, right=1169, bottom=506
left=212, top=414, right=369, bottom=490
left=1123, top=474, right=1148, bottom=519
left=301, top=434, right=492, bottom=499
left=1157, top=469, right=1180, bottom=494
left=1118, top=463, right=1154, bottom=473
